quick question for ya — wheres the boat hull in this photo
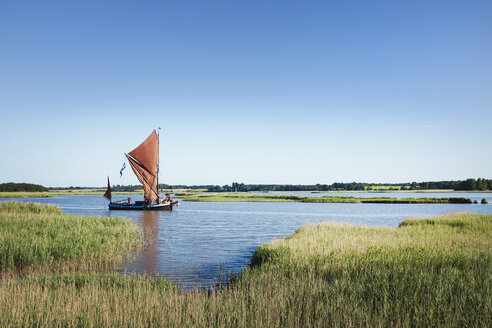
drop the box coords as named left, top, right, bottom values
left=108, top=201, right=179, bottom=211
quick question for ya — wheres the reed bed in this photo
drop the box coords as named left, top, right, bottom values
left=1, top=207, right=490, bottom=327
left=0, top=202, right=141, bottom=271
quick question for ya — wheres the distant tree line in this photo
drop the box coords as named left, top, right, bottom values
left=0, top=182, right=48, bottom=192
left=108, top=179, right=492, bottom=192
left=7, top=178, right=489, bottom=193
left=207, top=183, right=366, bottom=192
left=206, top=178, right=492, bottom=192
left=406, top=178, right=491, bottom=191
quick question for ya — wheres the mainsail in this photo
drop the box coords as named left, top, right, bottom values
left=125, top=130, right=159, bottom=203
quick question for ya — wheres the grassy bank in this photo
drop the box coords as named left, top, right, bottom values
left=1, top=209, right=490, bottom=327
left=0, top=189, right=145, bottom=198
left=0, top=202, right=141, bottom=271
left=0, top=191, right=57, bottom=198
left=181, top=193, right=475, bottom=204
left=249, top=212, right=491, bottom=326
left=0, top=189, right=194, bottom=199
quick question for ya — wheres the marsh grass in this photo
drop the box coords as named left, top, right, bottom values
left=1, top=208, right=490, bottom=327
left=0, top=202, right=142, bottom=271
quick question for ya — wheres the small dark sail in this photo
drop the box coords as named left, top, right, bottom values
left=103, top=176, right=111, bottom=201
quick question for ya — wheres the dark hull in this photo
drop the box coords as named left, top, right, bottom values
left=108, top=201, right=179, bottom=211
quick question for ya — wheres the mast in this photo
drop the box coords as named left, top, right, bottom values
left=157, top=127, right=160, bottom=202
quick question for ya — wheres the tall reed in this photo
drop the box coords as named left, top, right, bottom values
left=0, top=202, right=141, bottom=271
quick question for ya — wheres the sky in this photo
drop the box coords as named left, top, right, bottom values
left=0, top=0, right=491, bottom=187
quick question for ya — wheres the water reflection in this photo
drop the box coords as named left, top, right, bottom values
left=137, top=211, right=160, bottom=275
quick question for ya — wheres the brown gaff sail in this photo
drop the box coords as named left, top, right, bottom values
left=103, top=176, right=111, bottom=201
left=125, top=130, right=159, bottom=203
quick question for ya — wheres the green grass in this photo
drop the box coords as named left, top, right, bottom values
left=0, top=189, right=145, bottom=198
left=1, top=208, right=490, bottom=327
left=0, top=202, right=142, bottom=271
left=248, top=212, right=491, bottom=327
left=366, top=185, right=404, bottom=190
left=0, top=192, right=57, bottom=198
left=181, top=193, right=474, bottom=204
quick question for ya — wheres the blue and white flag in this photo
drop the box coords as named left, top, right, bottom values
left=120, top=163, right=126, bottom=177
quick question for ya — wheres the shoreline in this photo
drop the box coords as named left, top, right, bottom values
left=180, top=193, right=481, bottom=204
left=0, top=190, right=145, bottom=198
left=1, top=189, right=490, bottom=200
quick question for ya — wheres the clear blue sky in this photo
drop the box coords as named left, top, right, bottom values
left=1, top=0, right=491, bottom=187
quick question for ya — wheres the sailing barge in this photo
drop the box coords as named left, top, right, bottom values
left=104, top=130, right=179, bottom=211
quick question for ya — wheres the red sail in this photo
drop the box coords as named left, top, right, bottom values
left=103, top=176, right=111, bottom=201
left=128, top=130, right=158, bottom=176
left=126, top=130, right=159, bottom=203
left=126, top=155, right=159, bottom=203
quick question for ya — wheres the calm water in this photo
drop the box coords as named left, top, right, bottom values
left=2, top=193, right=491, bottom=289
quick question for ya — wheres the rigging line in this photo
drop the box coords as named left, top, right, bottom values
left=128, top=162, right=159, bottom=200
left=125, top=153, right=156, bottom=177
left=127, top=157, right=158, bottom=196
left=126, top=155, right=159, bottom=199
